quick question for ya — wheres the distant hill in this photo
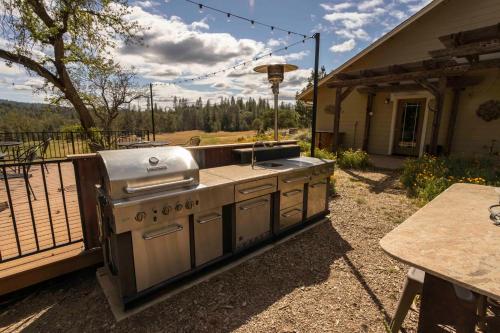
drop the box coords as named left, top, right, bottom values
left=0, top=99, right=79, bottom=132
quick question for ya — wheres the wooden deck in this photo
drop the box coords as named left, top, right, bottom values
left=0, top=162, right=83, bottom=262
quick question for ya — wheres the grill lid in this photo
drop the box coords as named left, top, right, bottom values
left=98, top=146, right=199, bottom=200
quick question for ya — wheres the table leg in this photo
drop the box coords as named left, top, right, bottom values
left=418, top=274, right=477, bottom=333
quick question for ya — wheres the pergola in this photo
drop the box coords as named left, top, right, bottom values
left=321, top=22, right=500, bottom=155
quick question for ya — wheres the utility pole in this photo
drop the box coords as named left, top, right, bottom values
left=310, top=33, right=320, bottom=157
left=150, top=83, right=156, bottom=141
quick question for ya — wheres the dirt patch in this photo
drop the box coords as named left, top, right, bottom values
left=0, top=168, right=420, bottom=333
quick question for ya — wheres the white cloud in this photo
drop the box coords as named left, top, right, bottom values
left=329, top=39, right=356, bottom=53
left=335, top=28, right=370, bottom=41
left=358, top=0, right=384, bottom=11
left=320, top=2, right=354, bottom=11
left=323, top=12, right=372, bottom=29
left=390, top=10, right=408, bottom=20
left=408, top=0, right=432, bottom=13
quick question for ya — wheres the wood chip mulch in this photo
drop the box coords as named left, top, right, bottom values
left=0, top=168, right=420, bottom=333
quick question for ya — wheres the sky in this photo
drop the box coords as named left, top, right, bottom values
left=0, top=0, right=432, bottom=107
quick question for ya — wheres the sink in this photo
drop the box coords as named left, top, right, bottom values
left=257, top=162, right=283, bottom=168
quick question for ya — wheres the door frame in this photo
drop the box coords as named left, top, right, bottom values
left=388, top=91, right=432, bottom=157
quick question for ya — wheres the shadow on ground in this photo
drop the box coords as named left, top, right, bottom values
left=344, top=169, right=404, bottom=195
left=0, top=220, right=354, bottom=332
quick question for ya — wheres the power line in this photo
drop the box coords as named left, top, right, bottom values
left=185, top=0, right=308, bottom=39
left=153, top=36, right=313, bottom=86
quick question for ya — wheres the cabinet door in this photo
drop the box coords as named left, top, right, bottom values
left=307, top=179, right=327, bottom=218
left=280, top=203, right=303, bottom=230
left=194, top=207, right=223, bottom=266
left=132, top=217, right=191, bottom=291
left=235, top=194, right=271, bottom=249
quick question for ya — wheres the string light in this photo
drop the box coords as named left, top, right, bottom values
left=153, top=36, right=313, bottom=86
left=185, top=0, right=308, bottom=38
left=226, top=13, right=231, bottom=22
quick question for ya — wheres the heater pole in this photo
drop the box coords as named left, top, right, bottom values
left=273, top=83, right=279, bottom=141
left=310, top=32, right=320, bottom=157
left=150, top=83, right=156, bottom=141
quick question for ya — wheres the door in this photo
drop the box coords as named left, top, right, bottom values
left=307, top=178, right=327, bottom=218
left=235, top=194, right=272, bottom=250
left=193, top=207, right=223, bottom=267
left=393, top=99, right=426, bottom=156
left=132, top=217, right=191, bottom=291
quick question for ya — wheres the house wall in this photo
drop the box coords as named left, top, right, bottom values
left=448, top=70, right=500, bottom=156
left=344, top=0, right=500, bottom=72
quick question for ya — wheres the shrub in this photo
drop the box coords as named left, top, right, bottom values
left=401, top=154, right=500, bottom=203
left=336, top=149, right=371, bottom=170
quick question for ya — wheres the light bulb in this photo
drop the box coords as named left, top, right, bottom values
left=198, top=4, right=203, bottom=13
left=270, top=26, right=274, bottom=35
left=251, top=20, right=255, bottom=28
left=227, top=13, right=231, bottom=22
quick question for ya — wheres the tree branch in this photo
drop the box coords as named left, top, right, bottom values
left=0, top=48, right=63, bottom=90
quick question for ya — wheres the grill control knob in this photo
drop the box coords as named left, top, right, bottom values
left=175, top=203, right=183, bottom=212
left=135, top=212, right=146, bottom=222
left=185, top=200, right=195, bottom=209
left=162, top=205, right=172, bottom=215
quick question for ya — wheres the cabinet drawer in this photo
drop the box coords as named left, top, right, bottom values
left=193, top=207, right=223, bottom=267
left=278, top=171, right=310, bottom=190
left=280, top=184, right=304, bottom=209
left=279, top=203, right=303, bottom=230
left=235, top=177, right=277, bottom=202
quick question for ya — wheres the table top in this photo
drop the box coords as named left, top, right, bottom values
left=380, top=183, right=500, bottom=300
left=0, top=141, right=22, bottom=147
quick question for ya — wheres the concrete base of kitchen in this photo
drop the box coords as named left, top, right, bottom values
left=99, top=217, right=329, bottom=321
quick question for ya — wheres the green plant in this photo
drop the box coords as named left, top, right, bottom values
left=336, top=149, right=371, bottom=170
left=401, top=154, right=500, bottom=203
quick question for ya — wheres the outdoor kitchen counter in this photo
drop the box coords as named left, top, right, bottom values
left=200, top=156, right=334, bottom=184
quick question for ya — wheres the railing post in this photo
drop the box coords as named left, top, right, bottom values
left=70, top=132, right=76, bottom=154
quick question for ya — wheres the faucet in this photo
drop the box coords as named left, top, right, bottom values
left=251, top=141, right=268, bottom=169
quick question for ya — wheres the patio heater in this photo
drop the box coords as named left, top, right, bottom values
left=253, top=63, right=298, bottom=141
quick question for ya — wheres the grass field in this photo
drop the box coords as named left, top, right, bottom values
left=155, top=130, right=258, bottom=145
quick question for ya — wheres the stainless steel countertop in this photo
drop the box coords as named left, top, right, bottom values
left=199, top=156, right=334, bottom=187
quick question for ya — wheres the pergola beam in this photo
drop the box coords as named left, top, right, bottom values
left=438, top=22, right=500, bottom=48
left=326, top=58, right=500, bottom=88
left=429, top=39, right=500, bottom=59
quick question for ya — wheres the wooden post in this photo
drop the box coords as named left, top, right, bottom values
left=310, top=33, right=320, bottom=157
left=332, top=87, right=342, bottom=152
left=429, top=76, right=447, bottom=155
left=362, top=93, right=375, bottom=151
left=444, top=88, right=461, bottom=155
left=332, top=87, right=353, bottom=152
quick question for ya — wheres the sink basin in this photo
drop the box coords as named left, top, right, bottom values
left=257, top=162, right=283, bottom=168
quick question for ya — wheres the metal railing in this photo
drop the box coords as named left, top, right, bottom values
left=0, top=130, right=150, bottom=161
left=0, top=159, right=84, bottom=262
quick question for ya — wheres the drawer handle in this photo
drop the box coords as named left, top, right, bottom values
left=281, top=208, right=302, bottom=218
left=239, top=199, right=269, bottom=210
left=283, top=189, right=302, bottom=197
left=239, top=184, right=274, bottom=194
left=197, top=213, right=222, bottom=224
left=125, top=177, right=194, bottom=194
left=143, top=224, right=183, bottom=240
left=310, top=181, right=327, bottom=188
left=283, top=176, right=309, bottom=184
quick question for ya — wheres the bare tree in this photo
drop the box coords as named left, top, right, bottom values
left=0, top=0, right=141, bottom=132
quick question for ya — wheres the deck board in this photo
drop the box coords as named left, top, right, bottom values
left=0, top=162, right=83, bottom=262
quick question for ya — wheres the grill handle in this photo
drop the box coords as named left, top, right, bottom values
left=283, top=176, right=310, bottom=184
left=310, top=180, right=327, bottom=188
left=239, top=199, right=269, bottom=211
left=283, top=189, right=302, bottom=197
left=239, top=184, right=274, bottom=195
left=197, top=213, right=222, bottom=224
left=143, top=224, right=183, bottom=240
left=281, top=208, right=302, bottom=218
left=125, top=177, right=194, bottom=194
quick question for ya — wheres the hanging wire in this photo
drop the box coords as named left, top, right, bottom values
left=153, top=36, right=313, bottom=86
left=185, top=0, right=308, bottom=38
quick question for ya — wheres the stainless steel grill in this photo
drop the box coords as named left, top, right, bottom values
left=98, top=146, right=200, bottom=201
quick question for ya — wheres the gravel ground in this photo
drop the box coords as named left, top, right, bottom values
left=0, top=168, right=420, bottom=333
